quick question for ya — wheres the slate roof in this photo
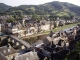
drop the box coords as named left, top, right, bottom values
left=15, top=51, right=39, bottom=60
left=18, top=49, right=31, bottom=55
left=32, top=40, right=44, bottom=48
left=43, top=36, right=52, bottom=45
left=0, top=52, right=7, bottom=60
left=0, top=45, right=17, bottom=56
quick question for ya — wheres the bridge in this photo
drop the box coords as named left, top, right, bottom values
left=7, top=35, right=31, bottom=50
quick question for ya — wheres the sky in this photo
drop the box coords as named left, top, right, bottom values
left=0, top=0, right=80, bottom=7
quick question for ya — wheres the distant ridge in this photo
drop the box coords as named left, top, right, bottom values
left=0, top=1, right=80, bottom=16
left=0, top=3, right=11, bottom=13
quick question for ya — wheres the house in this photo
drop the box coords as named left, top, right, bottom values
left=5, top=22, right=26, bottom=37
left=40, top=24, right=50, bottom=31
left=32, top=40, right=44, bottom=48
left=15, top=19, right=54, bottom=36
left=0, top=23, right=6, bottom=33
left=25, top=24, right=37, bottom=36
left=59, top=20, right=65, bottom=26
left=40, top=20, right=54, bottom=31
left=43, top=36, right=52, bottom=46
left=15, top=51, right=39, bottom=60
left=0, top=45, right=18, bottom=60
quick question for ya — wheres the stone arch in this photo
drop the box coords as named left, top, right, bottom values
left=16, top=42, right=19, bottom=46
left=8, top=38, right=11, bottom=42
left=12, top=40, right=14, bottom=43
left=21, top=45, right=26, bottom=49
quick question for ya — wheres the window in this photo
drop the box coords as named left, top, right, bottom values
left=16, top=42, right=19, bottom=45
left=3, top=50, right=6, bottom=53
left=12, top=40, right=14, bottom=43
left=8, top=49, right=10, bottom=52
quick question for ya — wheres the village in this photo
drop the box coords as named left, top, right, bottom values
left=0, top=15, right=79, bottom=37
left=0, top=14, right=80, bottom=60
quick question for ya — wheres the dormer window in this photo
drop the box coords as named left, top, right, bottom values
left=3, top=50, right=6, bottom=53
left=8, top=49, right=10, bottom=52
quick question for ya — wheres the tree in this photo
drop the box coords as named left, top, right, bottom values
left=32, top=14, right=41, bottom=32
left=12, top=10, right=23, bottom=20
left=36, top=16, right=41, bottom=32
left=32, top=14, right=37, bottom=20
left=6, top=16, right=16, bottom=23
left=64, top=41, right=80, bottom=60
left=54, top=21, right=57, bottom=28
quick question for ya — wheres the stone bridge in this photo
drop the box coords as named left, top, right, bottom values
left=8, top=35, right=31, bottom=50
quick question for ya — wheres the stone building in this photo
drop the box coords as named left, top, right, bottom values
left=0, top=45, right=18, bottom=60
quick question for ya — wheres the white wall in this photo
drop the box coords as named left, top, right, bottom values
left=7, top=23, right=12, bottom=27
left=8, top=28, right=18, bottom=34
left=41, top=24, right=50, bottom=31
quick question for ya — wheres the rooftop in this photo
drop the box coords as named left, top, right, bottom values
left=0, top=45, right=17, bottom=56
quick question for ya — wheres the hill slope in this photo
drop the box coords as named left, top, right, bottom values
left=0, top=3, right=11, bottom=13
left=0, top=1, right=80, bottom=17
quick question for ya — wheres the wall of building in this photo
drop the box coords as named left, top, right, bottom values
left=41, top=24, right=50, bottom=31
left=8, top=28, right=18, bottom=34
left=0, top=24, right=1, bottom=32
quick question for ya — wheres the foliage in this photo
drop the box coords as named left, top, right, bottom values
left=6, top=16, right=16, bottom=23
left=64, top=41, right=80, bottom=60
left=0, top=3, right=11, bottom=14
left=54, top=21, right=57, bottom=28
left=0, top=1, right=80, bottom=18
left=31, top=14, right=37, bottom=20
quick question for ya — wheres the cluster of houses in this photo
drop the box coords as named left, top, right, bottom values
left=0, top=14, right=80, bottom=60
left=0, top=45, right=18, bottom=60
left=14, top=24, right=80, bottom=60
left=0, top=13, right=80, bottom=60
left=0, top=15, right=79, bottom=38
left=0, top=23, right=80, bottom=60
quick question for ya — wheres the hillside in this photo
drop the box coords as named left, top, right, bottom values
left=0, top=1, right=80, bottom=17
left=0, top=3, right=11, bottom=13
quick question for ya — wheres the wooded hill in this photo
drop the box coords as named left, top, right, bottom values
left=0, top=1, right=80, bottom=17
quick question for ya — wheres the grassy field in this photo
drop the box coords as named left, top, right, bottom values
left=43, top=22, right=80, bottom=34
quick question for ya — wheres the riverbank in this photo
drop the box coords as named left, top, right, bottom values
left=44, top=22, right=80, bottom=34
left=22, top=22, right=80, bottom=44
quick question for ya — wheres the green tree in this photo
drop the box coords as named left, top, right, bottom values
left=12, top=10, right=23, bottom=19
left=6, top=16, right=16, bottom=23
left=32, top=14, right=37, bottom=20
left=54, top=21, right=57, bottom=28
left=64, top=41, right=80, bottom=60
